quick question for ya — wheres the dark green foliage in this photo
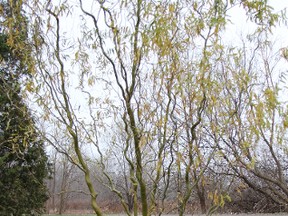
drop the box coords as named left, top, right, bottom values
left=0, top=31, right=50, bottom=215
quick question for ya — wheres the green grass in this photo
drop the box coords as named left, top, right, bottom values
left=42, top=214, right=96, bottom=216
left=42, top=213, right=129, bottom=215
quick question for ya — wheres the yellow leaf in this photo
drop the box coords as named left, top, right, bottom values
left=26, top=81, right=34, bottom=92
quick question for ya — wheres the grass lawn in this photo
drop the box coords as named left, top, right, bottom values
left=42, top=214, right=288, bottom=216
left=42, top=214, right=96, bottom=216
left=42, top=215, right=96, bottom=216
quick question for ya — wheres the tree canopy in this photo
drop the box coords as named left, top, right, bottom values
left=2, top=0, right=288, bottom=215
left=0, top=1, right=50, bottom=215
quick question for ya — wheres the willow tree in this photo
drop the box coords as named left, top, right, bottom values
left=206, top=35, right=288, bottom=210
left=7, top=0, right=286, bottom=215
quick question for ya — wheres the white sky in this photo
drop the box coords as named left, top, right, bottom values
left=225, top=0, right=288, bottom=45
